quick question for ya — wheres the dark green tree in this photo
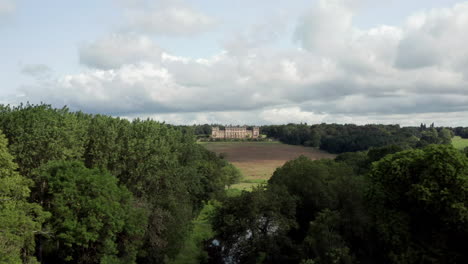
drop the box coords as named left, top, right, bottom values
left=221, top=163, right=242, bottom=188
left=34, top=161, right=147, bottom=264
left=212, top=185, right=297, bottom=263
left=0, top=131, right=49, bottom=264
left=368, top=145, right=468, bottom=263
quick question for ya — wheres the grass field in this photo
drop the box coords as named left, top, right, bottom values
left=452, top=136, right=468, bottom=150
left=201, top=141, right=335, bottom=190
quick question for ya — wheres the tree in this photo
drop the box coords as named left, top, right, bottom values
left=368, top=145, right=468, bottom=263
left=0, top=104, right=247, bottom=262
left=418, top=128, right=439, bottom=146
left=0, top=131, right=48, bottom=264
left=0, top=104, right=87, bottom=177
left=221, top=163, right=242, bottom=188
left=269, top=157, right=372, bottom=262
left=212, top=157, right=372, bottom=263
left=438, top=128, right=453, bottom=145
left=303, top=209, right=353, bottom=264
left=34, top=161, right=147, bottom=264
left=212, top=185, right=297, bottom=263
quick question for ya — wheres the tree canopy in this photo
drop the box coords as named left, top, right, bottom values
left=211, top=145, right=468, bottom=263
left=0, top=131, right=49, bottom=264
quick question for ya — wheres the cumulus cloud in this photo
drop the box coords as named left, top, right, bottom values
left=395, top=3, right=468, bottom=71
left=122, top=0, right=216, bottom=36
left=79, top=33, right=163, bottom=69
left=16, top=1, right=468, bottom=125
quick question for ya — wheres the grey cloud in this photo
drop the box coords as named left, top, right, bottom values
left=394, top=33, right=440, bottom=69
left=300, top=93, right=468, bottom=116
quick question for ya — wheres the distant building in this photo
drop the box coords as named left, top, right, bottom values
left=211, top=126, right=260, bottom=139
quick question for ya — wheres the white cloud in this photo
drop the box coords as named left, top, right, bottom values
left=395, top=3, right=468, bottom=71
left=79, top=33, right=163, bottom=69
left=16, top=1, right=468, bottom=125
left=123, top=1, right=216, bottom=36
left=294, top=0, right=357, bottom=54
left=123, top=107, right=468, bottom=127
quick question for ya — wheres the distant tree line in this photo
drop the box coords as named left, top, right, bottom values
left=210, top=144, right=468, bottom=263
left=261, top=123, right=454, bottom=153
left=0, top=104, right=240, bottom=264
left=453, top=126, right=468, bottom=138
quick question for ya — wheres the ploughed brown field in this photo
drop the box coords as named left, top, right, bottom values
left=201, top=141, right=335, bottom=190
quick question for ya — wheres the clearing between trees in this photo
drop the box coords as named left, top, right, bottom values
left=201, top=141, right=335, bottom=190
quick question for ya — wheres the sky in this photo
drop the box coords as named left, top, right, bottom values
left=1, top=0, right=468, bottom=126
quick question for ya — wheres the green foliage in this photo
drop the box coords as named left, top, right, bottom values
left=304, top=210, right=353, bottom=264
left=453, top=127, right=468, bottom=138
left=222, top=163, right=243, bottom=188
left=262, top=123, right=456, bottom=154
left=0, top=131, right=48, bottom=264
left=0, top=104, right=233, bottom=263
left=368, top=145, right=468, bottom=263
left=34, top=161, right=147, bottom=264
left=212, top=185, right=297, bottom=263
left=262, top=123, right=419, bottom=154
left=169, top=201, right=218, bottom=264
left=4, top=103, right=467, bottom=263
left=212, top=157, right=371, bottom=263
left=334, top=151, right=369, bottom=174
left=438, top=128, right=453, bottom=145
left=367, top=144, right=406, bottom=163
left=0, top=104, right=87, bottom=177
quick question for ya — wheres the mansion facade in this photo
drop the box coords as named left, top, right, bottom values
left=211, top=126, right=260, bottom=139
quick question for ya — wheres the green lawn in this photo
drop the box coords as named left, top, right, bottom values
left=452, top=136, right=468, bottom=150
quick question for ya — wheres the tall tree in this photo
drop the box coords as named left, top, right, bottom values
left=34, top=161, right=147, bottom=264
left=0, top=131, right=48, bottom=264
left=368, top=145, right=468, bottom=263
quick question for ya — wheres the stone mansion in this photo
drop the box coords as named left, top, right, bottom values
left=211, top=126, right=260, bottom=139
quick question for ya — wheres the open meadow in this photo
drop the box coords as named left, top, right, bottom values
left=201, top=141, right=335, bottom=190
left=452, top=136, right=468, bottom=150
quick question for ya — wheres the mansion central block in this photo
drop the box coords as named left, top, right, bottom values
left=211, top=126, right=260, bottom=139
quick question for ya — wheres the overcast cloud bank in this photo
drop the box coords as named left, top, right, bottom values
left=13, top=0, right=468, bottom=125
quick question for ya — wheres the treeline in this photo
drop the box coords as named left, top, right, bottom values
left=261, top=123, right=454, bottom=153
left=210, top=144, right=468, bottom=263
left=453, top=126, right=468, bottom=138
left=0, top=104, right=239, bottom=264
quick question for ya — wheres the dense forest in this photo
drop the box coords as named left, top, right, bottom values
left=1, top=105, right=467, bottom=264
left=210, top=144, right=468, bottom=263
left=0, top=104, right=239, bottom=264
left=261, top=123, right=455, bottom=153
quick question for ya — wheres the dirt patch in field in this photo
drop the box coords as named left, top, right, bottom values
left=202, top=142, right=335, bottom=181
